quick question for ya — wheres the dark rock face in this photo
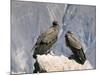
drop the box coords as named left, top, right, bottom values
left=65, top=31, right=86, bottom=65
left=33, top=21, right=59, bottom=59
left=33, top=59, right=47, bottom=73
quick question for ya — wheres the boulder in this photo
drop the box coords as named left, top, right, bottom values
left=33, top=54, right=92, bottom=73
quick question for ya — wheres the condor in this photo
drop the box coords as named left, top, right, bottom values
left=33, top=21, right=59, bottom=59
left=65, top=31, right=86, bottom=65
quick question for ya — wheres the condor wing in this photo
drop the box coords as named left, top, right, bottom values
left=67, top=34, right=82, bottom=49
left=42, top=27, right=58, bottom=44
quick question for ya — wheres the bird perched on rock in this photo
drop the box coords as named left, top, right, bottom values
left=32, top=21, right=59, bottom=59
left=65, top=31, right=86, bottom=65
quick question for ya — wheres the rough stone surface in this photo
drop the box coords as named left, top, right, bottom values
left=35, top=54, right=92, bottom=72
